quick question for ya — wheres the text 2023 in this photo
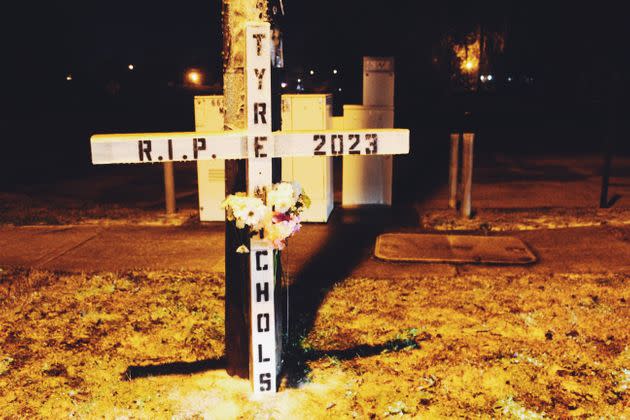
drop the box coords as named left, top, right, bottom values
left=313, top=134, right=378, bottom=156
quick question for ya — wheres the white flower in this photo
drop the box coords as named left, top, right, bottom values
left=221, top=183, right=308, bottom=252
left=221, top=195, right=268, bottom=230
left=267, top=182, right=297, bottom=213
left=291, top=181, right=302, bottom=198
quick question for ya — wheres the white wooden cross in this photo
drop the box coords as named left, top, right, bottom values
left=90, top=22, right=409, bottom=394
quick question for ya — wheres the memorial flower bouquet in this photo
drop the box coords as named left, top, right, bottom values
left=221, top=181, right=311, bottom=253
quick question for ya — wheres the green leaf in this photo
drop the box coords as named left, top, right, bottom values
left=301, top=193, right=312, bottom=209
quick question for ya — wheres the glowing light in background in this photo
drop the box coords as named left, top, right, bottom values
left=480, top=75, right=487, bottom=82
left=187, top=69, right=202, bottom=85
left=66, top=74, right=73, bottom=81
left=333, top=69, right=338, bottom=75
left=280, top=82, right=287, bottom=88
left=128, top=64, right=134, bottom=71
left=487, top=74, right=493, bottom=81
left=309, top=70, right=314, bottom=75
left=453, top=40, right=480, bottom=74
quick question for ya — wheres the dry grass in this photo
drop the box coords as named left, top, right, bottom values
left=0, top=268, right=628, bottom=418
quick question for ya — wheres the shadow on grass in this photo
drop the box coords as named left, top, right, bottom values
left=283, top=337, right=425, bottom=388
left=123, top=357, right=227, bottom=380
left=122, top=338, right=422, bottom=383
left=281, top=205, right=432, bottom=387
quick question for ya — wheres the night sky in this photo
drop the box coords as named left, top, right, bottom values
left=4, top=2, right=628, bottom=101
left=0, top=1, right=628, bottom=183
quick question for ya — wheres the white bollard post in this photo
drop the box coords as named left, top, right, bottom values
left=448, top=133, right=460, bottom=209
left=461, top=133, right=474, bottom=218
left=163, top=162, right=176, bottom=215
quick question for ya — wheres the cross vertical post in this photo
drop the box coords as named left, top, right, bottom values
left=245, top=22, right=279, bottom=394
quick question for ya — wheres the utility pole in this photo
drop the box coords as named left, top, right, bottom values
left=222, top=0, right=270, bottom=379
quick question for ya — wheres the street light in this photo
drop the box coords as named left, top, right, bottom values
left=454, top=42, right=479, bottom=75
left=333, top=69, right=338, bottom=75
left=128, top=64, right=134, bottom=71
left=309, top=70, right=314, bottom=75
left=187, top=69, right=202, bottom=85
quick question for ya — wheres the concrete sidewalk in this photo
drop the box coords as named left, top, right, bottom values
left=1, top=222, right=628, bottom=278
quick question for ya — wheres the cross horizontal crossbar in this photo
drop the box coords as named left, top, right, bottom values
left=90, top=129, right=409, bottom=165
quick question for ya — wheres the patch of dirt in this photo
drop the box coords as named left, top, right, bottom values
left=0, top=268, right=628, bottom=417
left=421, top=207, right=630, bottom=232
